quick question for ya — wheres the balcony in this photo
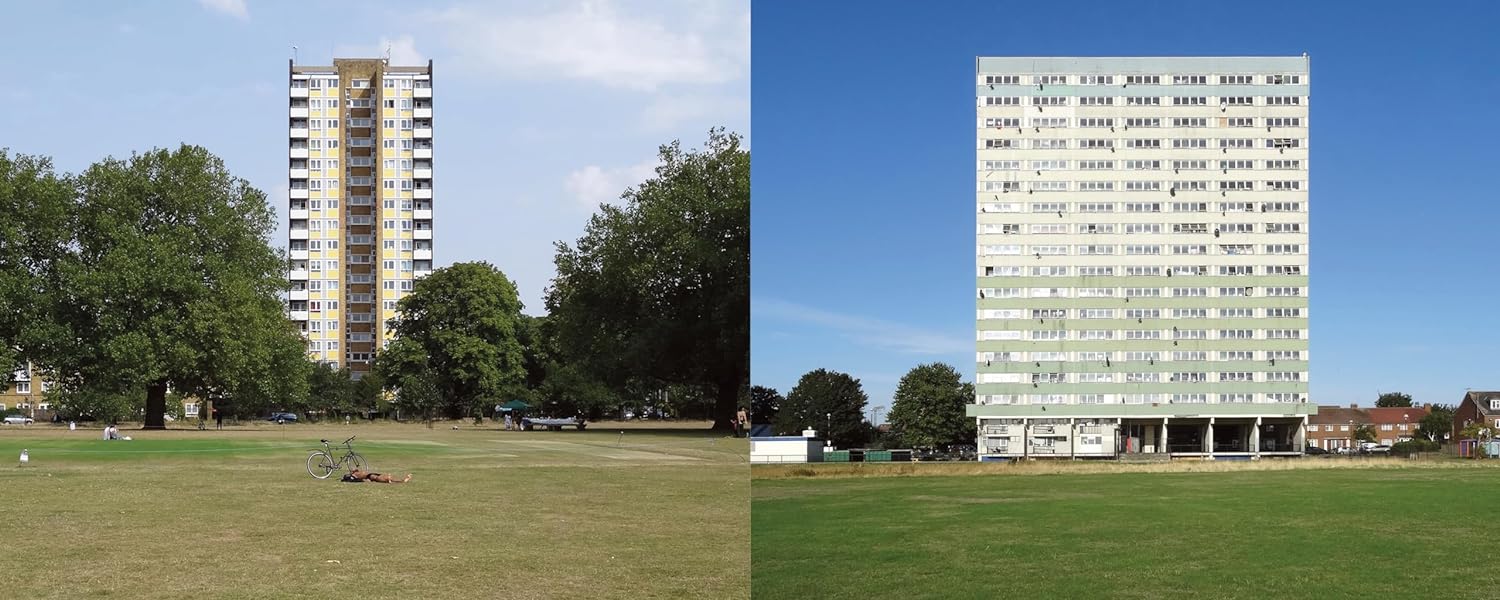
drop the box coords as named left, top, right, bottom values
left=290, top=249, right=309, bottom=260
left=414, top=269, right=433, bottom=279
left=414, top=188, right=432, bottom=199
left=289, top=289, right=309, bottom=301
left=289, top=229, right=309, bottom=240
left=290, top=127, right=309, bottom=138
left=414, top=249, right=432, bottom=260
left=289, top=269, right=309, bottom=280
left=414, top=148, right=432, bottom=159
left=413, top=209, right=432, bottom=220
left=414, top=229, right=433, bottom=240
left=291, top=88, right=309, bottom=98
left=289, top=310, right=309, bottom=320
left=414, top=107, right=432, bottom=118
left=289, top=208, right=309, bottom=220
left=290, top=188, right=308, bottom=199
left=415, top=87, right=431, bottom=98
left=289, top=168, right=308, bottom=179
left=413, top=168, right=432, bottom=179
left=290, top=147, right=308, bottom=159
left=414, top=127, right=432, bottom=138
left=290, top=107, right=309, bottom=118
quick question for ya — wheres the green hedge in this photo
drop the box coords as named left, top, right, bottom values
left=1390, top=439, right=1440, bottom=456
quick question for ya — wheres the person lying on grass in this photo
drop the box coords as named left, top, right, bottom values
left=348, top=468, right=412, bottom=483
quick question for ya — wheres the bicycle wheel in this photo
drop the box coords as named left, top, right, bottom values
left=346, top=452, right=368, bottom=473
left=307, top=451, right=337, bottom=479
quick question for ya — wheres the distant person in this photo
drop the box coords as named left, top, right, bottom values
left=504, top=412, right=513, bottom=431
left=349, top=468, right=411, bottom=484
left=215, top=409, right=223, bottom=430
left=736, top=407, right=749, bottom=437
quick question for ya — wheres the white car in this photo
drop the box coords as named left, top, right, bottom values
left=2, top=416, right=34, bottom=425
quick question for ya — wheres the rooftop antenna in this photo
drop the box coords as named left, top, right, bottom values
left=291, top=45, right=298, bottom=65
left=384, top=43, right=392, bottom=63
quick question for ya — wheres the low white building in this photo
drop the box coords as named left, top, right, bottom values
left=750, top=435, right=825, bottom=464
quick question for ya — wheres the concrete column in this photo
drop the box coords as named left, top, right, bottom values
left=1298, top=416, right=1308, bottom=451
left=1022, top=418, right=1029, bottom=460
left=1205, top=417, right=1215, bottom=456
left=1070, top=418, right=1077, bottom=460
left=1161, top=418, right=1169, bottom=454
left=1251, top=416, right=1262, bottom=458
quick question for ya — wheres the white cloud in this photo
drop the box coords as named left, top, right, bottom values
left=429, top=1, right=747, bottom=91
left=117, top=23, right=136, bottom=34
left=639, top=93, right=749, bottom=132
left=753, top=298, right=971, bottom=356
left=198, top=0, right=248, bottom=20
left=332, top=35, right=426, bottom=66
left=564, top=159, right=657, bottom=209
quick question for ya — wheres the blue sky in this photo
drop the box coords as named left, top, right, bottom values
left=750, top=0, right=1500, bottom=419
left=0, top=0, right=749, bottom=313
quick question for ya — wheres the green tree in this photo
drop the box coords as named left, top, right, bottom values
left=1418, top=404, right=1455, bottom=443
left=1352, top=423, right=1377, bottom=443
left=31, top=145, right=306, bottom=429
left=750, top=386, right=782, bottom=425
left=376, top=262, right=527, bottom=420
left=776, top=369, right=868, bottom=449
left=546, top=129, right=748, bottom=431
left=1375, top=392, right=1414, bottom=408
left=307, top=363, right=356, bottom=419
left=0, top=150, right=72, bottom=386
left=887, top=363, right=975, bottom=450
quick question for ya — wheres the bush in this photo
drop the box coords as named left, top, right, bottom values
left=1391, top=439, right=1440, bottom=456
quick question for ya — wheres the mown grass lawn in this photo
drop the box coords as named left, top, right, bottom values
left=753, top=462, right=1500, bottom=599
left=0, top=421, right=747, bottom=600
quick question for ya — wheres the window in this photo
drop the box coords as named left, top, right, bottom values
left=1078, top=96, right=1114, bottom=106
left=1172, top=75, right=1206, bottom=85
left=1220, top=138, right=1254, bottom=149
left=1269, top=138, right=1303, bottom=149
left=1172, top=160, right=1208, bottom=170
left=1172, top=96, right=1207, bottom=106
left=1079, top=139, right=1114, bottom=150
left=1125, top=96, right=1161, bottom=106
left=1125, top=75, right=1159, bottom=85
left=984, top=96, right=1021, bottom=106
left=1034, top=75, right=1066, bottom=85
left=1032, top=139, right=1067, bottom=150
left=1218, top=75, right=1254, bottom=85
left=1172, top=117, right=1207, bottom=128
left=1172, top=139, right=1207, bottom=149
left=1172, top=202, right=1209, bottom=213
left=1125, top=223, right=1161, bottom=234
left=1078, top=160, right=1114, bottom=170
left=1124, top=202, right=1161, bottom=213
left=1266, top=96, right=1302, bottom=106
left=1221, top=160, right=1254, bottom=170
left=1030, top=160, right=1068, bottom=170
left=1032, top=96, right=1067, bottom=106
left=1266, top=117, right=1302, bottom=128
left=1077, top=201, right=1114, bottom=212
left=1078, top=118, right=1114, bottom=128
left=984, top=75, right=1020, bottom=85
left=1267, top=160, right=1302, bottom=170
left=1267, top=74, right=1302, bottom=85
left=1079, top=75, right=1113, bottom=85
left=1125, top=118, right=1160, bottom=128
left=1125, top=139, right=1161, bottom=149
left=1223, top=96, right=1254, bottom=106
left=1125, top=181, right=1161, bottom=191
left=984, top=118, right=1021, bottom=130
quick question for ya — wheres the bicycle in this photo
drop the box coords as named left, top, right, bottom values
left=306, top=435, right=367, bottom=479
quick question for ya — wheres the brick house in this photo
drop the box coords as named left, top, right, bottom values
left=1453, top=390, right=1500, bottom=443
left=1306, top=404, right=1430, bottom=450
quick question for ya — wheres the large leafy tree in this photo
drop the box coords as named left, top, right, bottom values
left=1418, top=404, right=1455, bottom=442
left=31, top=145, right=307, bottom=429
left=887, top=363, right=975, bottom=450
left=546, top=129, right=748, bottom=431
left=375, top=262, right=527, bottom=420
left=307, top=363, right=356, bottom=418
left=1375, top=392, right=1414, bottom=408
left=776, top=369, right=869, bottom=448
left=0, top=150, right=72, bottom=386
left=751, top=386, right=782, bottom=425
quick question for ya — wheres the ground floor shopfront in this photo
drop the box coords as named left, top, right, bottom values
left=969, top=403, right=1319, bottom=461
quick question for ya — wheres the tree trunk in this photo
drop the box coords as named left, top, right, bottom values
left=143, top=379, right=169, bottom=430
left=712, top=374, right=740, bottom=432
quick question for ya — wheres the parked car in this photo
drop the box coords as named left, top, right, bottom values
left=266, top=412, right=298, bottom=424
left=1336, top=446, right=1356, bottom=455
left=1369, top=444, right=1392, bottom=454
left=2, top=416, right=34, bottom=425
left=1304, top=445, right=1329, bottom=455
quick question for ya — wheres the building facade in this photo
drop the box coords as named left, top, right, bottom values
left=969, top=57, right=1314, bottom=459
left=1307, top=405, right=1428, bottom=450
left=1453, top=391, right=1500, bottom=444
left=287, top=59, right=434, bottom=377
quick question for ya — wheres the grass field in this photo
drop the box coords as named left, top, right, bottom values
left=0, top=421, right=747, bottom=600
left=753, top=461, right=1500, bottom=599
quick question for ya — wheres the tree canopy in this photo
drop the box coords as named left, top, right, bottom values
left=1418, top=404, right=1455, bottom=442
left=1375, top=392, right=1414, bottom=408
left=25, top=145, right=306, bottom=428
left=886, top=363, right=975, bottom=450
left=545, top=129, right=748, bottom=430
left=750, top=386, right=782, bottom=425
left=0, top=150, right=72, bottom=386
left=776, top=369, right=869, bottom=449
left=375, top=261, right=527, bottom=420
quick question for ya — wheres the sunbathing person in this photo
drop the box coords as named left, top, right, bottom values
left=349, top=468, right=411, bottom=483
